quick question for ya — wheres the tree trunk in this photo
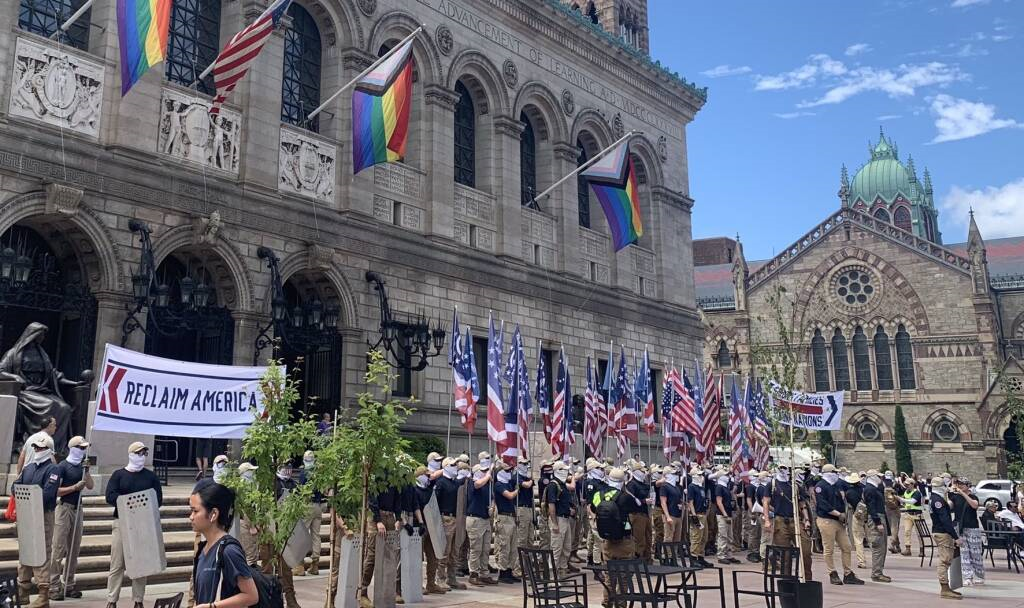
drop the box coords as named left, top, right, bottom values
left=324, top=505, right=337, bottom=608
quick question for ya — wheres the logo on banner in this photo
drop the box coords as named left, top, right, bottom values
left=771, top=389, right=844, bottom=431
left=98, top=363, right=127, bottom=414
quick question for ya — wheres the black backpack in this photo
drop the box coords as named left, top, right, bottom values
left=594, top=490, right=626, bottom=540
left=194, top=536, right=284, bottom=608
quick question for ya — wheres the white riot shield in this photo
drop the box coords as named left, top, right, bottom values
left=372, top=531, right=400, bottom=608
left=12, top=484, right=46, bottom=567
left=282, top=519, right=314, bottom=569
left=949, top=552, right=963, bottom=590
left=334, top=536, right=362, bottom=608
left=423, top=494, right=446, bottom=557
left=399, top=530, right=423, bottom=603
left=117, top=489, right=167, bottom=579
left=453, top=483, right=468, bottom=551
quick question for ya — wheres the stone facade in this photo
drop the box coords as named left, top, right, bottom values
left=0, top=0, right=705, bottom=459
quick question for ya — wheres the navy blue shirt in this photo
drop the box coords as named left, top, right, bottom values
left=929, top=492, right=958, bottom=539
left=299, top=468, right=324, bottom=503
left=770, top=480, right=795, bottom=518
left=14, top=460, right=60, bottom=511
left=106, top=468, right=162, bottom=518
left=715, top=484, right=734, bottom=516
left=467, top=480, right=491, bottom=518
left=495, top=480, right=516, bottom=514
left=661, top=483, right=683, bottom=517
left=863, top=483, right=886, bottom=528
left=687, top=483, right=708, bottom=514
left=434, top=476, right=460, bottom=515
left=515, top=473, right=534, bottom=508
left=814, top=480, right=845, bottom=520
left=546, top=479, right=573, bottom=517
left=54, top=460, right=86, bottom=506
left=194, top=536, right=252, bottom=604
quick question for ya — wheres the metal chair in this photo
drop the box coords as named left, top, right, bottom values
left=731, top=545, right=799, bottom=608
left=152, top=593, right=183, bottom=608
left=518, top=547, right=587, bottom=608
left=607, top=559, right=674, bottom=608
left=913, top=518, right=935, bottom=567
left=655, top=540, right=723, bottom=608
left=984, top=520, right=1021, bottom=573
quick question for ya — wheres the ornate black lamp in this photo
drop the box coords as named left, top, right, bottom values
left=365, top=271, right=446, bottom=371
left=252, top=247, right=339, bottom=365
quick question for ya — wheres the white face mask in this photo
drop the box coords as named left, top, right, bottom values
left=277, top=468, right=292, bottom=480
left=303, top=458, right=315, bottom=469
left=867, top=476, right=881, bottom=486
left=717, top=476, right=730, bottom=486
left=126, top=452, right=146, bottom=472
left=823, top=472, right=840, bottom=485
left=692, top=475, right=704, bottom=486
left=473, top=471, right=485, bottom=481
left=67, top=446, right=86, bottom=466
left=241, top=471, right=255, bottom=482
left=479, top=458, right=492, bottom=468
left=33, top=448, right=53, bottom=465
left=933, top=487, right=947, bottom=497
left=497, top=471, right=511, bottom=483
left=428, top=460, right=441, bottom=471
left=457, top=469, right=470, bottom=480
left=443, top=465, right=458, bottom=478
left=943, top=478, right=952, bottom=487
left=213, top=461, right=226, bottom=473
left=632, top=470, right=646, bottom=482
left=554, top=470, right=568, bottom=482
left=665, top=474, right=678, bottom=485
left=416, top=474, right=429, bottom=487
left=652, top=472, right=662, bottom=481
left=213, top=468, right=227, bottom=483
left=606, top=479, right=623, bottom=490
left=516, top=465, right=530, bottom=477
left=811, top=467, right=820, bottom=476
left=776, top=471, right=789, bottom=482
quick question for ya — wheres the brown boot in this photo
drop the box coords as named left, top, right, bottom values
left=29, top=584, right=50, bottom=608
left=434, top=581, right=450, bottom=593
left=17, top=583, right=31, bottom=606
left=940, top=584, right=962, bottom=600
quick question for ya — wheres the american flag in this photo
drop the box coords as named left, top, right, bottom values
left=728, top=376, right=745, bottom=474
left=638, top=350, right=655, bottom=435
left=584, top=357, right=602, bottom=459
left=552, top=348, right=570, bottom=457
left=564, top=362, right=576, bottom=451
left=750, top=379, right=771, bottom=469
left=486, top=316, right=506, bottom=444
left=740, top=378, right=753, bottom=465
left=661, top=370, right=677, bottom=459
left=501, top=324, right=530, bottom=462
left=599, top=345, right=614, bottom=451
left=691, top=362, right=706, bottom=462
left=453, top=326, right=478, bottom=432
left=536, top=350, right=551, bottom=444
left=210, top=0, right=292, bottom=115
left=671, top=369, right=700, bottom=436
left=610, top=347, right=634, bottom=457
left=700, top=369, right=722, bottom=457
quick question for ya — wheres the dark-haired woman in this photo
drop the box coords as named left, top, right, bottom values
left=189, top=484, right=259, bottom=608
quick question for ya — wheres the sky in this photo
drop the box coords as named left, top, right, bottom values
left=648, top=0, right=1024, bottom=260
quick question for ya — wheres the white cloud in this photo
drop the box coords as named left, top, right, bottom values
left=797, top=61, right=964, bottom=107
left=955, top=43, right=989, bottom=57
left=929, top=94, right=1020, bottom=143
left=754, top=54, right=847, bottom=91
left=951, top=0, right=989, bottom=7
left=845, top=43, right=872, bottom=56
left=773, top=111, right=816, bottom=119
left=701, top=64, right=753, bottom=78
left=877, top=114, right=902, bottom=121
left=941, top=179, right=1024, bottom=238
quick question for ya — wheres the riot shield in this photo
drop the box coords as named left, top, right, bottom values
left=334, top=536, right=362, bottom=608
left=453, top=483, right=468, bottom=551
left=282, top=519, right=314, bottom=569
left=117, top=489, right=167, bottom=579
left=422, top=494, right=447, bottom=557
left=13, top=484, right=46, bottom=568
left=372, top=531, right=399, bottom=608
left=399, top=530, right=423, bottom=603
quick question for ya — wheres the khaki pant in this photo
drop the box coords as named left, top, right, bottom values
left=106, top=518, right=147, bottom=604
left=439, top=515, right=460, bottom=585
left=421, top=527, right=439, bottom=589
left=885, top=508, right=901, bottom=550
left=18, top=509, right=54, bottom=604
left=817, top=517, right=852, bottom=575
left=933, top=532, right=955, bottom=585
left=747, top=512, right=763, bottom=556
left=49, top=502, right=82, bottom=593
left=602, top=536, right=636, bottom=604
left=301, top=503, right=324, bottom=573
left=851, top=513, right=868, bottom=566
left=239, top=516, right=260, bottom=565
left=513, top=506, right=535, bottom=576
left=493, top=513, right=516, bottom=571
left=629, top=512, right=652, bottom=562
left=867, top=521, right=887, bottom=578
left=359, top=512, right=398, bottom=594
left=537, top=506, right=551, bottom=549
left=716, top=515, right=734, bottom=559
left=588, top=511, right=604, bottom=563
left=771, top=517, right=813, bottom=580
left=651, top=508, right=664, bottom=549
left=900, top=513, right=921, bottom=551
left=550, top=516, right=573, bottom=572
left=689, top=513, right=707, bottom=557
left=664, top=513, right=684, bottom=543
left=466, top=516, right=491, bottom=576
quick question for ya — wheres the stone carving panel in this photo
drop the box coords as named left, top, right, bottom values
left=454, top=184, right=496, bottom=227
left=397, top=203, right=423, bottom=231
left=9, top=37, right=103, bottom=138
left=580, top=229, right=609, bottom=259
left=453, top=220, right=470, bottom=245
left=561, top=89, right=575, bottom=116
left=472, top=226, right=495, bottom=252
left=522, top=208, right=555, bottom=242
left=657, top=136, right=668, bottom=162
left=374, top=163, right=423, bottom=200
left=435, top=25, right=454, bottom=55
left=372, top=196, right=395, bottom=223
left=279, top=126, right=336, bottom=202
left=44, top=182, right=84, bottom=215
left=158, top=88, right=241, bottom=173
left=357, top=0, right=376, bottom=17
left=632, top=248, right=655, bottom=274
left=502, top=59, right=518, bottom=88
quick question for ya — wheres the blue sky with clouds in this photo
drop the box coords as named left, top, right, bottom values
left=648, top=0, right=1023, bottom=259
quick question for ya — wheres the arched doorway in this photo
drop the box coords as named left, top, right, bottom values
left=1005, top=415, right=1022, bottom=477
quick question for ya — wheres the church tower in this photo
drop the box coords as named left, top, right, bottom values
left=562, top=0, right=650, bottom=53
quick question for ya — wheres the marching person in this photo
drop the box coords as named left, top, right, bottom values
left=358, top=480, right=404, bottom=607
left=862, top=470, right=891, bottom=582
left=714, top=468, right=740, bottom=564
left=236, top=463, right=260, bottom=566
left=493, top=462, right=520, bottom=583
left=106, top=441, right=163, bottom=608
left=466, top=462, right=496, bottom=586
left=844, top=472, right=867, bottom=569
left=294, top=451, right=324, bottom=577
left=928, top=476, right=961, bottom=599
left=687, top=467, right=712, bottom=568
left=264, top=462, right=299, bottom=608
left=412, top=465, right=444, bottom=595
left=882, top=471, right=903, bottom=554
left=814, top=464, right=862, bottom=586
left=898, top=478, right=924, bottom=556
left=745, top=469, right=763, bottom=562
left=537, top=460, right=555, bottom=550
left=626, top=462, right=652, bottom=563
left=584, top=460, right=608, bottom=564
left=950, top=478, right=983, bottom=586
left=547, top=461, right=577, bottom=578
left=660, top=465, right=684, bottom=543
left=650, top=465, right=665, bottom=549
left=755, top=470, right=773, bottom=560
left=15, top=434, right=60, bottom=608
left=426, top=451, right=443, bottom=481
left=434, top=457, right=465, bottom=591
left=49, top=435, right=92, bottom=601
left=766, top=465, right=813, bottom=580
left=189, top=482, right=259, bottom=608
left=511, top=458, right=535, bottom=580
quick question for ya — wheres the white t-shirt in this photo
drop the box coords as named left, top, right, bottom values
left=20, top=430, right=52, bottom=459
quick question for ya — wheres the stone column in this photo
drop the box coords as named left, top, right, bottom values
left=491, top=114, right=524, bottom=261
left=338, top=327, right=365, bottom=410
left=422, top=84, right=459, bottom=241
left=338, top=48, right=374, bottom=217
left=92, top=291, right=146, bottom=372
left=551, top=141, right=581, bottom=276
left=650, top=186, right=694, bottom=307
left=234, top=311, right=264, bottom=367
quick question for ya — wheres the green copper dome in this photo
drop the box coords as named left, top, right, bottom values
left=849, top=132, right=914, bottom=205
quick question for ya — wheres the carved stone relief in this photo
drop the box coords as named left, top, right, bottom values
left=502, top=59, right=518, bottom=88
left=9, top=37, right=103, bottom=138
left=158, top=88, right=241, bottom=173
left=279, top=126, right=336, bottom=203
left=44, top=182, right=84, bottom=215
left=561, top=89, right=575, bottom=116
left=612, top=113, right=624, bottom=138
left=435, top=26, right=454, bottom=55
left=373, top=163, right=423, bottom=200
left=192, top=210, right=222, bottom=245
left=372, top=196, right=395, bottom=223
left=657, top=136, right=668, bottom=162
left=357, top=0, right=376, bottom=17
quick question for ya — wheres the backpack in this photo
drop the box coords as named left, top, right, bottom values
left=195, top=536, right=284, bottom=608
left=594, top=490, right=626, bottom=540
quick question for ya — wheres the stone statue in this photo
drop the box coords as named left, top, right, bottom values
left=0, top=323, right=86, bottom=452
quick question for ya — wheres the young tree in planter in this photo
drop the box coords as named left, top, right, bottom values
left=893, top=405, right=913, bottom=475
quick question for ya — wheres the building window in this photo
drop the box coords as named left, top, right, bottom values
left=873, top=325, right=893, bottom=390
left=811, top=329, right=830, bottom=392
left=281, top=4, right=322, bottom=131
left=852, top=325, right=871, bottom=390
left=894, top=206, right=912, bottom=232
left=577, top=139, right=590, bottom=228
left=453, top=81, right=476, bottom=188
left=393, top=351, right=413, bottom=398
left=19, top=0, right=90, bottom=50
left=873, top=208, right=891, bottom=223
left=835, top=268, right=875, bottom=307
left=933, top=418, right=960, bottom=442
left=165, top=0, right=222, bottom=96
left=895, top=324, right=915, bottom=389
left=520, top=111, right=537, bottom=207
left=856, top=419, right=881, bottom=442
left=831, top=328, right=850, bottom=391
left=716, top=340, right=732, bottom=368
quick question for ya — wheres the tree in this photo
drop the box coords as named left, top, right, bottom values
left=998, top=368, right=1024, bottom=480
left=893, top=405, right=913, bottom=474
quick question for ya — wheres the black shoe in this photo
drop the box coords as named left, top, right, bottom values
left=65, top=590, right=83, bottom=599
left=699, top=558, right=714, bottom=568
left=747, top=553, right=761, bottom=563
left=497, top=570, right=515, bottom=583
left=487, top=565, right=498, bottom=574
left=829, top=572, right=843, bottom=585
left=843, top=572, right=865, bottom=585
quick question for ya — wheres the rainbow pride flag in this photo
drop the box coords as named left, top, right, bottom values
left=352, top=40, right=414, bottom=174
left=582, top=141, right=643, bottom=251
left=117, top=0, right=172, bottom=96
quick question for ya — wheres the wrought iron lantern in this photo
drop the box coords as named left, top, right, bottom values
left=365, top=271, right=446, bottom=371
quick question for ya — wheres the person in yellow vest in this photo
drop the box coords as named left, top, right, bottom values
left=898, top=482, right=924, bottom=556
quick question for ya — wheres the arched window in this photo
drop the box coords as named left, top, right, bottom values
left=520, top=111, right=536, bottom=207
left=873, top=208, right=891, bottom=223
left=577, top=139, right=591, bottom=228
left=856, top=419, right=881, bottom=442
left=811, top=329, right=829, bottom=392
left=852, top=325, right=871, bottom=390
left=895, top=324, right=915, bottom=389
left=717, top=340, right=732, bottom=368
left=19, top=0, right=90, bottom=50
left=831, top=328, right=850, bottom=390
left=165, top=0, right=222, bottom=95
left=281, top=3, right=322, bottom=131
left=894, top=206, right=912, bottom=232
left=932, top=418, right=960, bottom=442
left=873, top=325, right=893, bottom=390
left=453, top=81, right=476, bottom=188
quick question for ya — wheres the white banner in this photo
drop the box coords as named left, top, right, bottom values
left=92, top=344, right=268, bottom=438
left=770, top=390, right=844, bottom=431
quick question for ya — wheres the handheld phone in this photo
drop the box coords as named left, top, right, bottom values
left=87, top=455, right=98, bottom=467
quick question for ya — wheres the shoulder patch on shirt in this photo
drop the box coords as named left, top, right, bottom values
left=933, top=501, right=944, bottom=510
left=49, top=473, right=59, bottom=481
left=815, top=486, right=822, bottom=493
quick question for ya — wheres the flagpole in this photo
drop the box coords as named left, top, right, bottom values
left=446, top=309, right=457, bottom=452
left=532, top=130, right=641, bottom=204
left=306, top=26, right=424, bottom=120
left=53, top=0, right=95, bottom=39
